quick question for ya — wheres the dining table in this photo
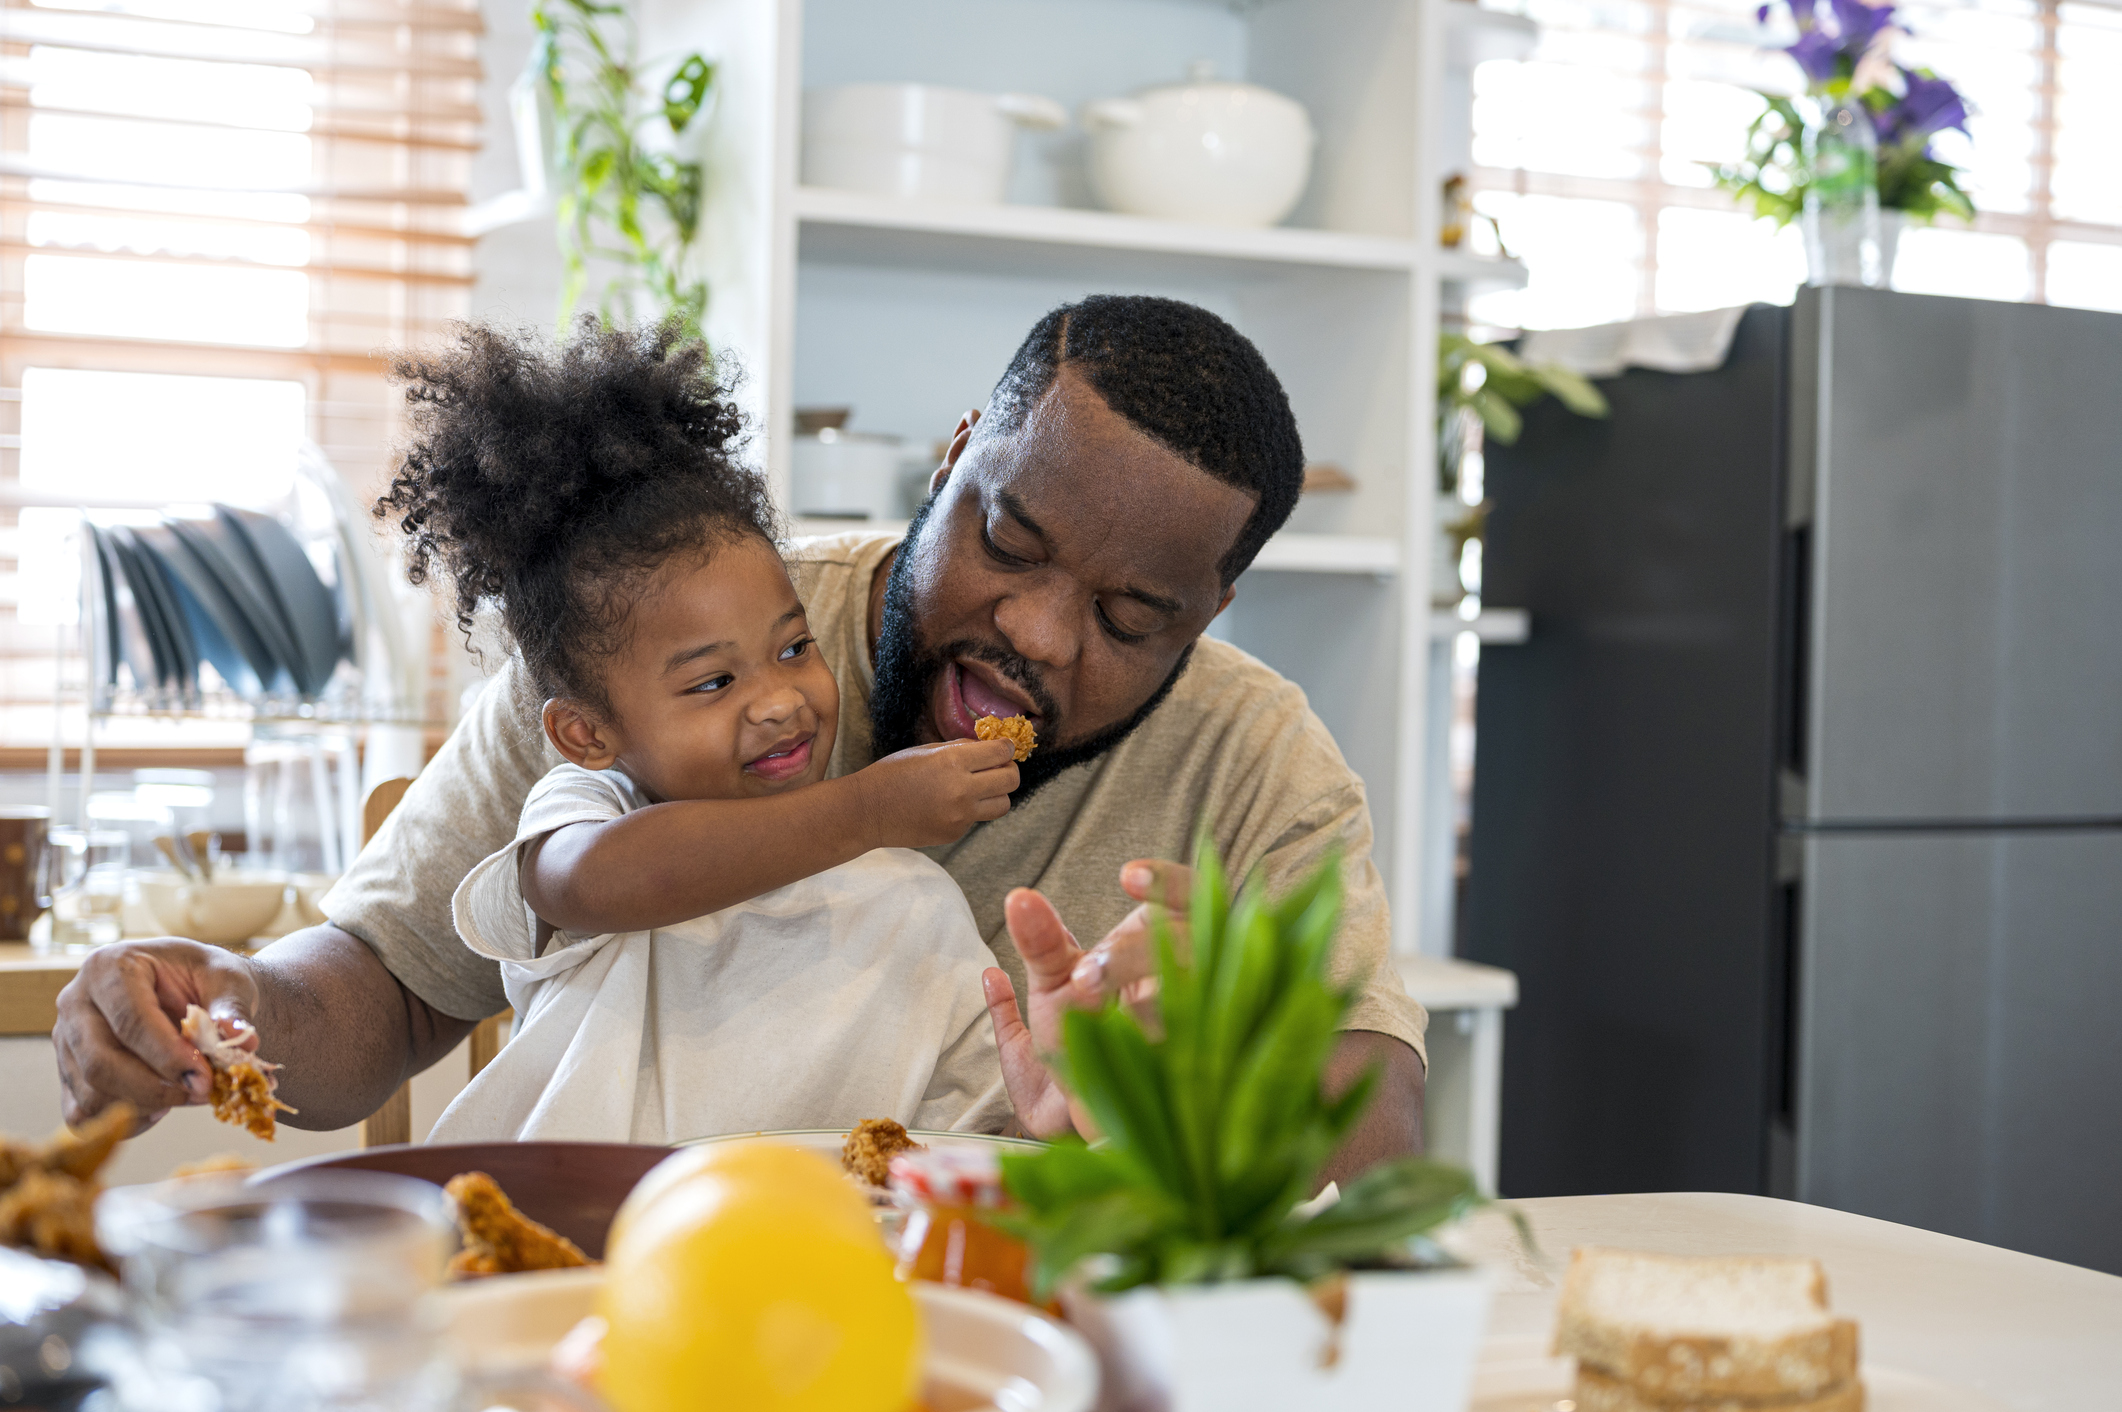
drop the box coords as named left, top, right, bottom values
left=1454, top=1191, right=2122, bottom=1412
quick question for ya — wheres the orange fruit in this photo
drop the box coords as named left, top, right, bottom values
left=610, top=1139, right=875, bottom=1253
left=596, top=1147, right=920, bottom=1412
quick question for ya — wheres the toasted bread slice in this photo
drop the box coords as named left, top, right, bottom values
left=1575, top=1365, right=1865, bottom=1412
left=1555, top=1248, right=1859, bottom=1399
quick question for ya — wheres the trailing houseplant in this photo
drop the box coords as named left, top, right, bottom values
left=999, top=838, right=1518, bottom=1410
left=529, top=0, right=715, bottom=334
left=1437, top=330, right=1607, bottom=498
left=1711, top=0, right=1974, bottom=252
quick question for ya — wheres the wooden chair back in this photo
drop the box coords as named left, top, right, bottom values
left=355, top=777, right=515, bottom=1148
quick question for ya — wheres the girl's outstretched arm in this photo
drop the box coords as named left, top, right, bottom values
left=521, top=738, right=1017, bottom=934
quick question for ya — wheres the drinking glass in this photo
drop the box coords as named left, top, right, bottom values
left=40, top=826, right=129, bottom=951
left=96, top=1170, right=602, bottom=1412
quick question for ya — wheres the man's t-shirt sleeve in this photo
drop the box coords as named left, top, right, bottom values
left=1257, top=781, right=1429, bottom=1074
left=320, top=656, right=554, bottom=1021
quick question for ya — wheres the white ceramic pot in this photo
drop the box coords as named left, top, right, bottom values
left=1064, top=1266, right=1492, bottom=1412
left=791, top=429, right=925, bottom=520
left=803, top=83, right=1067, bottom=205
left=1082, top=63, right=1314, bottom=227
left=136, top=870, right=291, bottom=947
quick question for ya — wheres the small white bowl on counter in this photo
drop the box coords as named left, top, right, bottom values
left=135, top=869, right=290, bottom=947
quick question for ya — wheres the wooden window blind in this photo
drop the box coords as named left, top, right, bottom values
left=0, top=0, right=480, bottom=748
left=1465, top=0, right=2122, bottom=329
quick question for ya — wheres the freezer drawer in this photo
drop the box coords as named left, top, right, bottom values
left=1798, top=829, right=2122, bottom=1274
left=1797, top=288, right=2122, bottom=822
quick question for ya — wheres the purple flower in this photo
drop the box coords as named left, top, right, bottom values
left=1828, top=0, right=1894, bottom=51
left=1788, top=27, right=1842, bottom=81
left=1884, top=68, right=1970, bottom=145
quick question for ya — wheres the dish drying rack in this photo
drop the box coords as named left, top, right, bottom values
left=64, top=443, right=440, bottom=875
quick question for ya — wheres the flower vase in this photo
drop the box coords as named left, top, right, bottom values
left=1802, top=96, right=1883, bottom=288
left=1063, top=1265, right=1493, bottom=1412
left=1877, top=209, right=1905, bottom=287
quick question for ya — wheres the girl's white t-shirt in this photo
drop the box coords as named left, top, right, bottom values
left=427, top=763, right=1010, bottom=1145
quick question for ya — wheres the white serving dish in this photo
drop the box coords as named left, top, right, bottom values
left=135, top=868, right=290, bottom=946
left=1082, top=63, right=1314, bottom=227
left=1064, top=1265, right=1491, bottom=1412
left=437, top=1267, right=1098, bottom=1412
left=803, top=83, right=1066, bottom=205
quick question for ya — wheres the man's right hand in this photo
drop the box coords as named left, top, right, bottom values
left=856, top=738, right=1019, bottom=848
left=53, top=938, right=261, bottom=1131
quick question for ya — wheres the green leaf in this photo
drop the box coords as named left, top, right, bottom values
left=662, top=53, right=713, bottom=132
left=1471, top=388, right=1524, bottom=445
left=1533, top=366, right=1608, bottom=418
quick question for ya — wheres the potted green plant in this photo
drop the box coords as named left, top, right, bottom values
left=526, top=0, right=714, bottom=333
left=999, top=840, right=1512, bottom=1412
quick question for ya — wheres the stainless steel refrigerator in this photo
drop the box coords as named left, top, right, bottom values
left=1465, top=287, right=2122, bottom=1274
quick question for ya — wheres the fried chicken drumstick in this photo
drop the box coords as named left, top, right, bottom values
left=0, top=1103, right=133, bottom=1269
left=181, top=1004, right=296, bottom=1140
left=445, top=1171, right=591, bottom=1278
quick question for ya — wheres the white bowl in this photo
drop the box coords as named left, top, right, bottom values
left=438, top=1268, right=1097, bottom=1411
left=803, top=83, right=1065, bottom=205
left=1082, top=69, right=1314, bottom=227
left=135, top=870, right=290, bottom=947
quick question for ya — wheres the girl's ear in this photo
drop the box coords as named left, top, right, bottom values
left=543, top=698, right=618, bottom=770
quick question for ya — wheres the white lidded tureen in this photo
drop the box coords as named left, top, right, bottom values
left=1081, top=61, right=1315, bottom=227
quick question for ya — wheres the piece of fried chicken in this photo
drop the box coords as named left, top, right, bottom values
left=445, top=1171, right=590, bottom=1278
left=974, top=713, right=1037, bottom=763
left=181, top=1004, right=296, bottom=1139
left=0, top=1102, right=133, bottom=1269
left=842, top=1117, right=924, bottom=1189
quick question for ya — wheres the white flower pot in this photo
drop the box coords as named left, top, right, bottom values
left=1063, top=1265, right=1493, bottom=1412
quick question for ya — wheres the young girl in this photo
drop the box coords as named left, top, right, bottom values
left=376, top=321, right=1022, bottom=1144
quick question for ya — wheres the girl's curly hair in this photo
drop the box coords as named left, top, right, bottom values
left=375, top=318, right=778, bottom=715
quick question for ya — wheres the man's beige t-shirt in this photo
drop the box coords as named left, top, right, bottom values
left=324, top=531, right=1428, bottom=1067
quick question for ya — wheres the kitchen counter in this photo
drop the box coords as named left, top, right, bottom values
left=1455, top=1191, right=2122, bottom=1410
left=0, top=943, right=84, bottom=1035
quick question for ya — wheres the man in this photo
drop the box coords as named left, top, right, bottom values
left=53, top=295, right=1427, bottom=1180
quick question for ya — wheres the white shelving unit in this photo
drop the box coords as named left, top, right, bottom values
left=651, top=0, right=1516, bottom=955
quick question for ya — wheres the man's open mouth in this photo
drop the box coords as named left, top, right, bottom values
left=744, top=733, right=814, bottom=782
left=936, top=659, right=1042, bottom=741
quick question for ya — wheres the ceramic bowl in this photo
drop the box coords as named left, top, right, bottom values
left=438, top=1268, right=1098, bottom=1410
left=135, top=869, right=290, bottom=947
left=256, top=1140, right=673, bottom=1261
left=1082, top=66, right=1314, bottom=226
left=802, top=83, right=1065, bottom=204
left=289, top=870, right=338, bottom=928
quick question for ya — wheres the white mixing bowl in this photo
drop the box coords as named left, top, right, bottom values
left=1083, top=64, right=1315, bottom=227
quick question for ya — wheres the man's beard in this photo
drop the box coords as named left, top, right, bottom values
left=870, top=492, right=1195, bottom=806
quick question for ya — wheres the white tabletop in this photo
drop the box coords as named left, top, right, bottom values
left=1451, top=1192, right=2122, bottom=1411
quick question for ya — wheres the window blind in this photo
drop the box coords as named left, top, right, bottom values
left=1465, top=0, right=2122, bottom=330
left=0, top=0, right=480, bottom=745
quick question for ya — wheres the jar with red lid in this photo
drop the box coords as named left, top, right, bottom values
left=888, top=1146, right=1033, bottom=1305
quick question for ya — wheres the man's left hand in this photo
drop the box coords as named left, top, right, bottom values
left=981, top=859, right=1426, bottom=1186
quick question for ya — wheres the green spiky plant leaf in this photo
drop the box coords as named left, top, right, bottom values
left=998, top=836, right=1500, bottom=1298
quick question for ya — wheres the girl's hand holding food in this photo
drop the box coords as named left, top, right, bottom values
left=856, top=738, right=1019, bottom=848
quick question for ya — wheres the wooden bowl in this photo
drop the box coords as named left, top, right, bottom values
left=256, top=1140, right=672, bottom=1259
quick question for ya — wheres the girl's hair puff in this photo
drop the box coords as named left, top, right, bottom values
left=375, top=318, right=778, bottom=716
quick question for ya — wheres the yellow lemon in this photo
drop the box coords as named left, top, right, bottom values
left=610, top=1139, right=874, bottom=1253
left=597, top=1157, right=921, bottom=1412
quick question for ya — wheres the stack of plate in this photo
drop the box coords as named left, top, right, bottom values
left=81, top=505, right=349, bottom=704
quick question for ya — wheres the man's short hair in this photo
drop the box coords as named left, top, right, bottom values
left=983, top=295, right=1305, bottom=584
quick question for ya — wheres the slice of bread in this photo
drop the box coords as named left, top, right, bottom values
left=1574, top=1365, right=1865, bottom=1412
left=1554, top=1249, right=1860, bottom=1399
